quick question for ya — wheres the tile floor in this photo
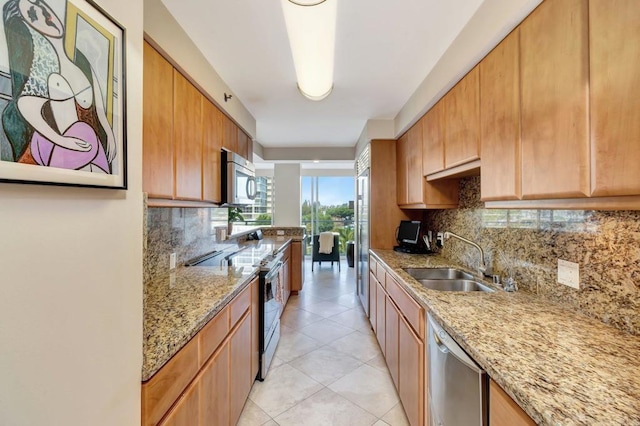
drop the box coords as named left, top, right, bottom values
left=238, top=259, right=410, bottom=426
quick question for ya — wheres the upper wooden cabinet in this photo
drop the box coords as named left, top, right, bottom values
left=397, top=124, right=458, bottom=209
left=173, top=71, right=203, bottom=201
left=480, top=29, right=521, bottom=201
left=444, top=66, right=480, bottom=169
left=406, top=121, right=424, bottom=204
left=369, top=140, right=410, bottom=249
left=520, top=0, right=589, bottom=199
left=222, top=114, right=238, bottom=154
left=589, top=0, right=640, bottom=197
left=143, top=43, right=174, bottom=199
left=396, top=133, right=409, bottom=206
left=422, top=100, right=445, bottom=176
left=143, top=41, right=251, bottom=203
left=202, top=99, right=223, bottom=203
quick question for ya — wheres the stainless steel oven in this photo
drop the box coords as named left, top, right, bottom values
left=258, top=253, right=284, bottom=380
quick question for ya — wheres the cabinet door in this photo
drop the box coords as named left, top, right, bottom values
left=398, top=315, right=424, bottom=426
left=385, top=296, right=400, bottom=389
left=143, top=42, right=174, bottom=198
left=589, top=0, right=640, bottom=196
left=422, top=100, right=445, bottom=175
left=202, top=100, right=222, bottom=203
left=396, top=133, right=408, bottom=205
left=251, top=277, right=260, bottom=381
left=489, top=380, right=535, bottom=426
left=159, top=380, right=200, bottom=426
left=290, top=241, right=304, bottom=292
left=199, top=342, right=230, bottom=426
left=369, top=272, right=377, bottom=331
left=406, top=121, right=423, bottom=204
left=237, top=129, right=249, bottom=159
left=222, top=114, right=238, bottom=154
left=173, top=71, right=203, bottom=200
left=230, top=313, right=252, bottom=425
left=444, top=66, right=480, bottom=168
left=480, top=29, right=521, bottom=201
left=283, top=258, right=291, bottom=304
left=375, top=281, right=386, bottom=354
left=520, top=0, right=589, bottom=199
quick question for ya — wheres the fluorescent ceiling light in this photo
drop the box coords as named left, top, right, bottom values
left=281, top=0, right=337, bottom=101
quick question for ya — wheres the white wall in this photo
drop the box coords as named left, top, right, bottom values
left=273, top=164, right=301, bottom=226
left=0, top=0, right=144, bottom=424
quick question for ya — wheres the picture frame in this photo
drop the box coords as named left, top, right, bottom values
left=0, top=0, right=126, bottom=189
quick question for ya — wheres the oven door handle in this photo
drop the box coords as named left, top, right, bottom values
left=264, top=261, right=283, bottom=282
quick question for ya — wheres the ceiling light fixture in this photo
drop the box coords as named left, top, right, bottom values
left=287, top=0, right=327, bottom=6
left=281, top=0, right=336, bottom=101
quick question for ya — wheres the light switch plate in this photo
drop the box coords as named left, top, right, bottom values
left=170, top=253, right=177, bottom=270
left=558, top=259, right=579, bottom=289
left=277, top=230, right=285, bottom=236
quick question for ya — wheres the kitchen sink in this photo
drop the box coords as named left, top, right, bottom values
left=403, top=267, right=474, bottom=280
left=418, top=279, right=494, bottom=293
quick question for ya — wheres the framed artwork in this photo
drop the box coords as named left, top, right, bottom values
left=0, top=0, right=126, bottom=189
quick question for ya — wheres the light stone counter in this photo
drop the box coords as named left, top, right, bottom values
left=371, top=249, right=640, bottom=426
left=142, top=265, right=257, bottom=381
left=142, top=237, right=300, bottom=381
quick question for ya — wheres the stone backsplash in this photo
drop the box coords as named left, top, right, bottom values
left=144, top=203, right=306, bottom=285
left=144, top=206, right=229, bottom=284
left=425, top=176, right=640, bottom=335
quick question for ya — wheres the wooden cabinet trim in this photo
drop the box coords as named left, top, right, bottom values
left=399, top=313, right=425, bottom=426
left=489, top=379, right=535, bottom=426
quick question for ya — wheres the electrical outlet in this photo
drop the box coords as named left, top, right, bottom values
left=277, top=230, right=285, bottom=236
left=170, top=253, right=177, bottom=270
left=436, top=232, right=444, bottom=248
left=557, top=259, right=579, bottom=289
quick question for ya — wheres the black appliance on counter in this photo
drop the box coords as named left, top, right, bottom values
left=393, top=220, right=431, bottom=254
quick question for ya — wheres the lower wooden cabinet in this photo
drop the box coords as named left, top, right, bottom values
left=385, top=297, right=400, bottom=388
left=159, top=379, right=200, bottom=426
left=369, top=271, right=377, bottom=333
left=290, top=241, right=304, bottom=292
left=370, top=257, right=426, bottom=426
left=376, top=281, right=386, bottom=353
left=489, top=379, right=535, bottom=426
left=142, top=277, right=258, bottom=426
left=199, top=343, right=230, bottom=426
left=398, top=314, right=424, bottom=426
left=230, top=312, right=253, bottom=425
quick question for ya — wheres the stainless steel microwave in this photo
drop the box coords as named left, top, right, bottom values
left=222, top=151, right=257, bottom=206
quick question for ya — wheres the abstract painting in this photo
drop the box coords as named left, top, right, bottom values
left=0, top=0, right=126, bottom=188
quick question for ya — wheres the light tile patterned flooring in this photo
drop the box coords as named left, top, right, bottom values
left=238, top=259, right=410, bottom=426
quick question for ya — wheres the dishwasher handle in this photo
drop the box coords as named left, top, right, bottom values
left=428, top=314, right=483, bottom=374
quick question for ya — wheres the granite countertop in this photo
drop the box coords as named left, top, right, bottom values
left=142, top=237, right=297, bottom=381
left=371, top=249, right=640, bottom=426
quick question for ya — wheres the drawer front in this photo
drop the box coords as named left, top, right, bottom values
left=375, top=260, right=386, bottom=287
left=198, top=305, right=230, bottom=367
left=370, top=257, right=378, bottom=276
left=385, top=273, right=425, bottom=339
left=141, top=337, right=200, bottom=426
left=230, top=283, right=252, bottom=326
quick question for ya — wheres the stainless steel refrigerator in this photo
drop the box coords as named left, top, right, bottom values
left=356, top=148, right=370, bottom=316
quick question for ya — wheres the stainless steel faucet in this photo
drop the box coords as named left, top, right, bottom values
left=443, top=232, right=492, bottom=278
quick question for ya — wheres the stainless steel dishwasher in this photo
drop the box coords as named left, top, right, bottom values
left=427, top=313, right=488, bottom=426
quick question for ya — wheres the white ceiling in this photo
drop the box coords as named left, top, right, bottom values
left=160, top=0, right=485, bottom=149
